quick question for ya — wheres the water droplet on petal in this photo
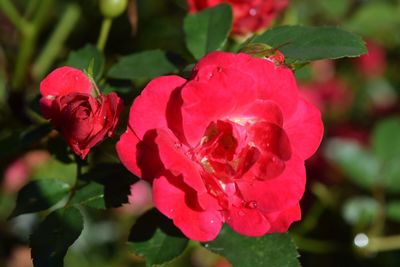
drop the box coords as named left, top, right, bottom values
left=238, top=210, right=245, bottom=216
left=210, top=219, right=214, bottom=224
left=246, top=201, right=258, bottom=209
left=249, top=8, right=257, bottom=16
left=174, top=142, right=182, bottom=149
left=169, top=208, right=174, bottom=213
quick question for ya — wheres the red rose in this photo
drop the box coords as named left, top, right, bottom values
left=187, top=0, right=289, bottom=36
left=356, top=40, right=386, bottom=79
left=117, top=52, right=323, bottom=241
left=300, top=78, right=352, bottom=115
left=40, top=66, right=123, bottom=159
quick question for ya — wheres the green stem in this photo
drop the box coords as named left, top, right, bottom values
left=296, top=201, right=325, bottom=235
left=32, top=4, right=81, bottom=80
left=23, top=0, right=40, bottom=19
left=311, top=182, right=336, bottom=207
left=64, top=156, right=87, bottom=207
left=369, top=184, right=386, bottom=236
left=11, top=24, right=36, bottom=90
left=96, top=18, right=113, bottom=52
left=366, top=235, right=400, bottom=252
left=11, top=0, right=54, bottom=90
left=0, top=0, right=28, bottom=32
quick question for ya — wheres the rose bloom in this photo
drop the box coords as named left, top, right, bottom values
left=299, top=60, right=352, bottom=116
left=2, top=150, right=50, bottom=193
left=355, top=40, right=386, bottom=79
left=187, top=0, right=289, bottom=36
left=300, top=78, right=352, bottom=115
left=117, top=51, right=323, bottom=241
left=40, top=67, right=123, bottom=159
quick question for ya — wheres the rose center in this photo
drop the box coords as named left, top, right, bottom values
left=192, top=119, right=292, bottom=203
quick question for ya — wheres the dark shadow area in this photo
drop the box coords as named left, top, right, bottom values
left=128, top=209, right=185, bottom=242
left=81, top=163, right=138, bottom=208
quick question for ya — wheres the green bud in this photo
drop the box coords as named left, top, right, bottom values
left=241, top=43, right=274, bottom=58
left=99, top=0, right=128, bottom=19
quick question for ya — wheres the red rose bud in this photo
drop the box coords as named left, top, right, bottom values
left=40, top=66, right=123, bottom=159
left=188, top=0, right=289, bottom=36
left=117, top=52, right=323, bottom=241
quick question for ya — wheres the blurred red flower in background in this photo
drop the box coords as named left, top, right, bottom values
left=2, top=150, right=50, bottom=193
left=187, top=0, right=288, bottom=36
left=355, top=40, right=386, bottom=79
left=299, top=60, right=353, bottom=116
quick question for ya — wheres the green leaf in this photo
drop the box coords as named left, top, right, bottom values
left=102, top=85, right=131, bottom=94
left=382, top=159, right=400, bottom=193
left=47, top=136, right=74, bottom=163
left=251, top=25, right=367, bottom=63
left=30, top=157, right=76, bottom=186
left=372, top=117, right=400, bottom=162
left=342, top=197, right=378, bottom=225
left=128, top=229, right=189, bottom=266
left=81, top=163, right=137, bottom=208
left=107, top=50, right=177, bottom=81
left=203, top=226, right=300, bottom=267
left=386, top=201, right=400, bottom=223
left=184, top=4, right=232, bottom=59
left=0, top=192, right=14, bottom=219
left=30, top=207, right=83, bottom=267
left=370, top=118, right=400, bottom=193
left=9, top=179, right=71, bottom=218
left=66, top=44, right=105, bottom=80
left=127, top=209, right=189, bottom=266
left=325, top=138, right=380, bottom=190
left=69, top=182, right=105, bottom=209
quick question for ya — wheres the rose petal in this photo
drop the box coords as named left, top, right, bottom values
left=284, top=98, right=324, bottom=160
left=102, top=92, right=124, bottom=136
left=40, top=66, right=92, bottom=97
left=86, top=93, right=123, bottom=149
left=192, top=52, right=298, bottom=118
left=39, top=97, right=55, bottom=119
left=118, top=129, right=166, bottom=182
left=238, top=99, right=283, bottom=126
left=200, top=52, right=298, bottom=117
left=155, top=129, right=207, bottom=193
left=153, top=175, right=223, bottom=241
left=116, top=128, right=142, bottom=178
left=130, top=75, right=187, bottom=140
left=265, top=204, right=301, bottom=233
left=237, top=153, right=305, bottom=213
left=226, top=205, right=271, bottom=236
left=246, top=57, right=299, bottom=118
left=182, top=55, right=257, bottom=145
